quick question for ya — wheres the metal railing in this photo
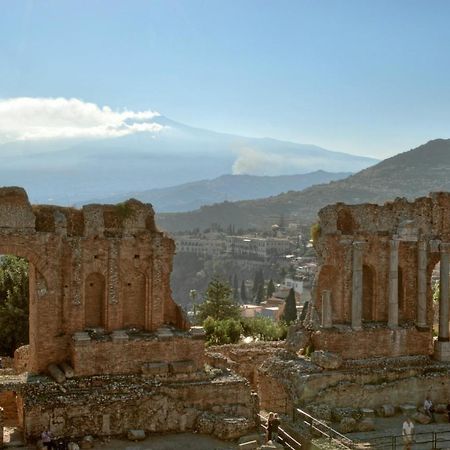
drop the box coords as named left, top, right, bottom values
left=294, top=408, right=356, bottom=449
left=360, top=429, right=450, bottom=449
left=258, top=413, right=303, bottom=449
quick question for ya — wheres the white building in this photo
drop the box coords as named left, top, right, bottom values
left=226, top=236, right=292, bottom=260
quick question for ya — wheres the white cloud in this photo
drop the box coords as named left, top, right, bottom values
left=0, top=97, right=163, bottom=143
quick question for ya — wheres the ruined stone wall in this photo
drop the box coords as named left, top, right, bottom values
left=0, top=187, right=187, bottom=375
left=206, top=342, right=284, bottom=388
left=312, top=193, right=450, bottom=358
left=71, top=335, right=205, bottom=376
left=0, top=391, right=18, bottom=423
left=311, top=326, right=432, bottom=359
left=19, top=373, right=258, bottom=440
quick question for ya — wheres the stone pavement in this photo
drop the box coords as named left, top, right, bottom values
left=4, top=433, right=238, bottom=450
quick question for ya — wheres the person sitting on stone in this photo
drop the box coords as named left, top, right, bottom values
left=41, top=429, right=54, bottom=449
left=424, top=395, right=435, bottom=422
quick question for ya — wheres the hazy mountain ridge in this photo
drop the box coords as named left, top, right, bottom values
left=0, top=115, right=377, bottom=205
left=89, top=170, right=351, bottom=212
left=156, top=139, right=450, bottom=232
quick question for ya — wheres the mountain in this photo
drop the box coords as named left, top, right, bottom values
left=89, top=171, right=351, bottom=212
left=0, top=115, right=377, bottom=205
left=155, top=139, right=450, bottom=232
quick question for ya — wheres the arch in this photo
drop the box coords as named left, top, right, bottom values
left=362, top=264, right=374, bottom=322
left=84, top=273, right=105, bottom=328
left=122, top=271, right=146, bottom=329
left=316, top=265, right=341, bottom=321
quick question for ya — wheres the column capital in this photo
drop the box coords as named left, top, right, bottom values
left=440, top=243, right=450, bottom=253
left=390, top=239, right=400, bottom=250
left=417, top=240, right=427, bottom=251
left=352, top=240, right=366, bottom=251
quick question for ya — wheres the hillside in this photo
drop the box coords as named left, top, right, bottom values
left=156, top=139, right=450, bottom=232
left=89, top=170, right=351, bottom=212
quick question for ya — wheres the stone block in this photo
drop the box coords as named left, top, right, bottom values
left=435, top=403, right=447, bottom=414
left=127, top=429, right=146, bottom=441
left=339, top=417, right=357, bottom=433
left=111, top=330, right=129, bottom=342
left=400, top=404, right=417, bottom=415
left=311, top=350, right=342, bottom=369
left=47, top=363, right=66, bottom=384
left=377, top=404, right=395, bottom=417
left=412, top=412, right=431, bottom=424
left=190, top=326, right=206, bottom=339
left=239, top=440, right=258, bottom=449
left=361, top=408, right=375, bottom=418
left=358, top=418, right=375, bottom=432
left=72, top=332, right=91, bottom=344
left=80, top=435, right=94, bottom=449
left=60, top=362, right=75, bottom=379
left=170, top=360, right=195, bottom=374
left=238, top=433, right=264, bottom=445
left=156, top=328, right=173, bottom=340
left=434, top=341, right=450, bottom=361
left=67, top=443, right=80, bottom=450
left=141, top=362, right=169, bottom=376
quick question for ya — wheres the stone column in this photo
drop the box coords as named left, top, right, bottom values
left=388, top=239, right=399, bottom=329
left=417, top=240, right=428, bottom=328
left=321, top=290, right=332, bottom=328
left=351, top=241, right=364, bottom=330
left=439, top=243, right=450, bottom=341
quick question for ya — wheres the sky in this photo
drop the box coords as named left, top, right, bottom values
left=1, top=0, right=450, bottom=159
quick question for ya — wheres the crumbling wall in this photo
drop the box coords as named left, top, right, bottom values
left=0, top=187, right=188, bottom=375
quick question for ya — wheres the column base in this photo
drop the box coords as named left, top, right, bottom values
left=434, top=340, right=450, bottom=361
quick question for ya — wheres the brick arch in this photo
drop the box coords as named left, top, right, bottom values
left=0, top=243, right=50, bottom=291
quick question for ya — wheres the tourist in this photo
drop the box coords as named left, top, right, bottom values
left=271, top=413, right=281, bottom=442
left=41, top=429, right=54, bottom=449
left=266, top=412, right=274, bottom=442
left=424, top=395, right=435, bottom=422
left=402, top=416, right=414, bottom=450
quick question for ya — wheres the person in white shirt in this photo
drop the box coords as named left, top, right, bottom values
left=424, top=395, right=435, bottom=422
left=402, top=417, right=414, bottom=450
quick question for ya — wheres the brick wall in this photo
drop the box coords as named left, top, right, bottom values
left=312, top=326, right=433, bottom=359
left=71, top=336, right=205, bottom=376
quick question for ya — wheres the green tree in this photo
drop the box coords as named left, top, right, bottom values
left=255, top=283, right=264, bottom=304
left=0, top=256, right=29, bottom=356
left=233, top=273, right=239, bottom=301
left=282, top=288, right=297, bottom=324
left=267, top=279, right=275, bottom=299
left=197, top=279, right=241, bottom=323
left=252, top=269, right=264, bottom=299
left=240, top=280, right=247, bottom=303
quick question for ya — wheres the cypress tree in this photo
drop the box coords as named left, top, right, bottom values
left=282, top=288, right=297, bottom=324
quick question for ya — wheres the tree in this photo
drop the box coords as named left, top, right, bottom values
left=282, top=288, right=297, bottom=324
left=233, top=273, right=239, bottom=301
left=0, top=256, right=29, bottom=356
left=267, top=279, right=275, bottom=299
left=252, top=269, right=264, bottom=298
left=196, top=278, right=241, bottom=323
left=255, top=283, right=264, bottom=304
left=240, top=280, right=247, bottom=303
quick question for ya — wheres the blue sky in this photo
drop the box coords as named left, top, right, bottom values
left=1, top=0, right=450, bottom=158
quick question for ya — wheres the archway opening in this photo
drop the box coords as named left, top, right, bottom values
left=123, top=272, right=146, bottom=329
left=0, top=255, right=29, bottom=445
